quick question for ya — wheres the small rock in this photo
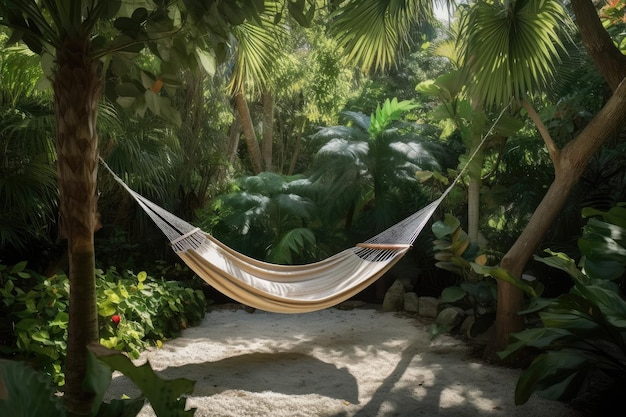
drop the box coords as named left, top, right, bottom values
left=418, top=296, right=439, bottom=318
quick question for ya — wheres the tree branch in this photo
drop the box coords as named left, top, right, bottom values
left=521, top=99, right=560, bottom=165
left=571, top=0, right=626, bottom=91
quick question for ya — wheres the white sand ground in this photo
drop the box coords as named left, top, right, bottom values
left=104, top=306, right=583, bottom=417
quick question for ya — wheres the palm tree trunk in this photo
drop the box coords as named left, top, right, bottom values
left=53, top=36, right=101, bottom=415
left=485, top=77, right=626, bottom=360
left=234, top=89, right=263, bottom=174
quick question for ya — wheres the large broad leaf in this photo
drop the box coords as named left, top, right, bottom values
left=582, top=205, right=626, bottom=228
left=470, top=264, right=537, bottom=297
left=580, top=217, right=626, bottom=255
left=578, top=217, right=626, bottom=280
left=571, top=284, right=626, bottom=328
left=431, top=214, right=460, bottom=239
left=88, top=344, right=195, bottom=417
left=515, top=350, right=589, bottom=405
left=533, top=251, right=589, bottom=285
left=440, top=286, right=467, bottom=303
left=499, top=327, right=573, bottom=359
left=0, top=360, right=66, bottom=417
left=84, top=349, right=146, bottom=417
left=580, top=257, right=625, bottom=281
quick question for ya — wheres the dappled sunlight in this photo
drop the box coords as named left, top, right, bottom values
left=105, top=308, right=580, bottom=417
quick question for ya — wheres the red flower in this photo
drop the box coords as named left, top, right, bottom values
left=111, top=315, right=121, bottom=325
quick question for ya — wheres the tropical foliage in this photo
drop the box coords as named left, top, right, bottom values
left=202, top=172, right=321, bottom=264
left=0, top=262, right=207, bottom=385
left=1, top=1, right=626, bottom=415
left=309, top=98, right=451, bottom=239
left=0, top=45, right=56, bottom=253
left=0, top=344, right=195, bottom=417
left=499, top=204, right=626, bottom=408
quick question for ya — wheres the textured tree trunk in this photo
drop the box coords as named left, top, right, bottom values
left=261, top=89, right=274, bottom=172
left=234, top=89, right=263, bottom=174
left=227, top=113, right=241, bottom=165
left=287, top=117, right=306, bottom=176
left=467, top=150, right=484, bottom=242
left=53, top=36, right=101, bottom=415
left=485, top=78, right=626, bottom=360
left=571, top=0, right=626, bottom=90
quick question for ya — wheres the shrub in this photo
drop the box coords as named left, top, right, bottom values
left=498, top=205, right=626, bottom=408
left=0, top=263, right=208, bottom=385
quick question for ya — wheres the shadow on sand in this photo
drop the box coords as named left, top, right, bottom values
left=108, top=351, right=359, bottom=404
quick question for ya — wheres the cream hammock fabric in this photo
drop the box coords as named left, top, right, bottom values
left=101, top=161, right=451, bottom=313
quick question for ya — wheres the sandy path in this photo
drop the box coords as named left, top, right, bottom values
left=104, top=307, right=582, bottom=417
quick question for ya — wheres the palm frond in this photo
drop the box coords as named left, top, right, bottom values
left=458, top=0, right=571, bottom=108
left=228, top=4, right=286, bottom=94
left=329, top=0, right=434, bottom=72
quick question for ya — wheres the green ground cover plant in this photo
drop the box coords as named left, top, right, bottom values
left=0, top=262, right=208, bottom=385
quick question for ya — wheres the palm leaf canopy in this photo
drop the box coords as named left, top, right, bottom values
left=458, top=0, right=571, bottom=108
left=228, top=2, right=285, bottom=94
left=329, top=0, right=435, bottom=72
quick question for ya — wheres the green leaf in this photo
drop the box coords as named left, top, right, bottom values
left=459, top=0, right=570, bottom=108
left=515, top=350, right=589, bottom=404
left=0, top=360, right=66, bottom=417
left=533, top=251, right=588, bottom=285
left=571, top=284, right=626, bottom=328
left=116, top=82, right=142, bottom=97
left=269, top=228, right=316, bottom=264
left=582, top=205, right=626, bottom=228
left=440, top=286, right=466, bottom=303
left=288, top=0, right=315, bottom=28
left=114, top=17, right=141, bottom=33
left=10, top=262, right=28, bottom=274
left=470, top=264, right=537, bottom=297
left=144, top=90, right=161, bottom=115
left=88, top=344, right=195, bottom=417
left=580, top=257, right=624, bottom=281
left=84, top=350, right=114, bottom=416
left=195, top=48, right=216, bottom=75
left=431, top=214, right=460, bottom=239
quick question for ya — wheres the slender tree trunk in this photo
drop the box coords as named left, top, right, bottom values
left=467, top=149, right=484, bottom=242
left=261, top=89, right=274, bottom=172
left=227, top=113, right=241, bottom=165
left=287, top=118, right=306, bottom=176
left=234, top=89, right=263, bottom=174
left=54, top=35, right=101, bottom=415
left=485, top=78, right=626, bottom=360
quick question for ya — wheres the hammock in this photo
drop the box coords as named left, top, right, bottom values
left=101, top=160, right=453, bottom=313
left=99, top=108, right=505, bottom=313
